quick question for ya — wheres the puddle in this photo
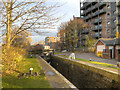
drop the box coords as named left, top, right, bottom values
left=46, top=71, right=56, bottom=76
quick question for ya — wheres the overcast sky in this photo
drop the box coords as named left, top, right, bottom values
left=31, top=0, right=81, bottom=44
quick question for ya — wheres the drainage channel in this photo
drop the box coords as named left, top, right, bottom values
left=45, top=56, right=120, bottom=88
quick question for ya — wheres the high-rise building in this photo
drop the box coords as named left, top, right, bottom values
left=57, top=30, right=66, bottom=50
left=80, top=0, right=120, bottom=46
left=45, top=37, right=57, bottom=49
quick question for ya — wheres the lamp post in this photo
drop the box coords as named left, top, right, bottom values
left=30, top=68, right=33, bottom=75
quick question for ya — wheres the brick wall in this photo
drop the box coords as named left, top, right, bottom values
left=102, top=49, right=111, bottom=59
left=95, top=40, right=105, bottom=55
left=115, top=45, right=120, bottom=60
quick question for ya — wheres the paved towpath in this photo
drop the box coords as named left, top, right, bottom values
left=36, top=55, right=77, bottom=89
left=56, top=52, right=119, bottom=65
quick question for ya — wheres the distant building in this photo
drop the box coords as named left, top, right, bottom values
left=39, top=40, right=45, bottom=45
left=45, top=37, right=57, bottom=49
left=94, top=38, right=120, bottom=60
left=64, top=16, right=85, bottom=49
left=55, top=36, right=60, bottom=50
left=45, top=37, right=50, bottom=46
left=57, top=30, right=66, bottom=50
left=33, top=44, right=50, bottom=52
left=73, top=16, right=85, bottom=48
left=80, top=0, right=120, bottom=46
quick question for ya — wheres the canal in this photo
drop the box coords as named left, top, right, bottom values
left=44, top=55, right=120, bottom=88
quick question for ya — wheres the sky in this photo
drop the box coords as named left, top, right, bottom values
left=31, top=0, right=81, bottom=44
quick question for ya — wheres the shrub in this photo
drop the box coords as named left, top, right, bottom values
left=91, top=47, right=95, bottom=53
left=2, top=46, right=26, bottom=74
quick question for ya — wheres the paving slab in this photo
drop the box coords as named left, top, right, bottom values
left=36, top=55, right=78, bottom=89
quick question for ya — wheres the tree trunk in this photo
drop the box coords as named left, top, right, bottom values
left=6, top=1, right=12, bottom=49
left=72, top=47, right=75, bottom=52
left=71, top=42, right=75, bottom=52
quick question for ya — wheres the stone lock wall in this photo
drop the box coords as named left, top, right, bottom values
left=51, top=56, right=120, bottom=88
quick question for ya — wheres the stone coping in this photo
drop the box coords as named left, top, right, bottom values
left=53, top=55, right=120, bottom=82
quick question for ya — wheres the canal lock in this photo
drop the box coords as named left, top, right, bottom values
left=43, top=55, right=120, bottom=88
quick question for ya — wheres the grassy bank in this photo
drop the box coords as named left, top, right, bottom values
left=59, top=55, right=120, bottom=70
left=2, top=55, right=51, bottom=88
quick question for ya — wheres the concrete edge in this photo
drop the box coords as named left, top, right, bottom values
left=55, top=55, right=119, bottom=73
left=38, top=56, right=78, bottom=89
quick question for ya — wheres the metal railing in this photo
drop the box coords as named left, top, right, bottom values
left=91, top=9, right=106, bottom=18
left=99, top=9, right=106, bottom=14
left=93, top=18, right=102, bottom=24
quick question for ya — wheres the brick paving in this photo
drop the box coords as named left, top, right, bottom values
left=56, top=52, right=119, bottom=65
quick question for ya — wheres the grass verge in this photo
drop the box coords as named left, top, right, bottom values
left=54, top=52, right=62, bottom=55
left=59, top=55, right=120, bottom=70
left=2, top=55, right=52, bottom=88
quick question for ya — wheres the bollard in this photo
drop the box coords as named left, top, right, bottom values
left=34, top=72, right=38, bottom=76
left=89, top=58, right=92, bottom=61
left=117, top=62, right=120, bottom=67
left=29, top=68, right=33, bottom=75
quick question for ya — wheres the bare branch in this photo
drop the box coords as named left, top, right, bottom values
left=1, top=0, right=63, bottom=47
left=2, top=0, right=7, bottom=9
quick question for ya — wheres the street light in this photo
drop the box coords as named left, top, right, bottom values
left=30, top=68, right=33, bottom=75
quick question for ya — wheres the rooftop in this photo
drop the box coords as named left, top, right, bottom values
left=95, top=38, right=120, bottom=46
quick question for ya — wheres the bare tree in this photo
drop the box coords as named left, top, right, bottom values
left=0, top=0, right=62, bottom=48
left=57, top=22, right=68, bottom=50
left=85, top=35, right=96, bottom=48
left=11, top=27, right=32, bottom=48
left=58, top=22, right=68, bottom=32
left=65, top=17, right=87, bottom=52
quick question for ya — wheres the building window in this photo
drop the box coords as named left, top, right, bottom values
left=107, top=13, right=110, bottom=16
left=114, top=20, right=116, bottom=23
left=99, top=17, right=102, bottom=19
left=95, top=25, right=98, bottom=29
left=107, top=21, right=110, bottom=25
left=107, top=29, right=110, bottom=33
left=100, top=32, right=102, bottom=36
left=113, top=11, right=116, bottom=15
left=107, top=5, right=110, bottom=9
